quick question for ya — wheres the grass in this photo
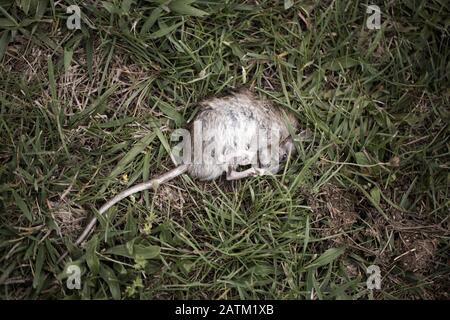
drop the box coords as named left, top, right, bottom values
left=0, top=0, right=449, bottom=299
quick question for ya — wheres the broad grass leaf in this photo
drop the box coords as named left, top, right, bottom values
left=106, top=243, right=160, bottom=260
left=140, top=7, right=163, bottom=34
left=305, top=247, right=345, bottom=269
left=0, top=30, right=10, bottom=61
left=99, top=264, right=121, bottom=300
left=12, top=190, right=32, bottom=222
left=85, top=236, right=100, bottom=275
left=0, top=18, right=17, bottom=28
left=370, top=187, right=381, bottom=206
left=32, top=245, right=45, bottom=288
left=325, top=57, right=359, bottom=71
left=169, top=0, right=209, bottom=17
left=155, top=100, right=184, bottom=126
left=63, top=47, right=74, bottom=72
left=354, top=152, right=370, bottom=165
left=19, top=0, right=31, bottom=14
left=149, top=21, right=183, bottom=39
left=106, top=131, right=156, bottom=181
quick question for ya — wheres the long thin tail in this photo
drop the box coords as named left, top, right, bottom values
left=58, top=165, right=189, bottom=263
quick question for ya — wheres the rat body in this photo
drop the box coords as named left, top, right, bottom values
left=71, top=90, right=298, bottom=250
left=187, top=90, right=298, bottom=180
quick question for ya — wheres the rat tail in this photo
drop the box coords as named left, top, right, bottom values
left=58, top=165, right=189, bottom=263
left=77, top=164, right=189, bottom=245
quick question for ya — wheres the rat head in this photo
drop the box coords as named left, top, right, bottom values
left=279, top=136, right=295, bottom=163
left=276, top=108, right=299, bottom=164
left=257, top=134, right=296, bottom=175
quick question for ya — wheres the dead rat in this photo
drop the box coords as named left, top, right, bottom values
left=65, top=89, right=299, bottom=257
